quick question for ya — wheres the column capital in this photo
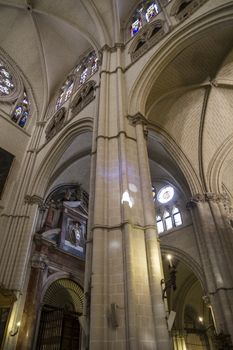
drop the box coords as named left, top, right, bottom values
left=202, top=295, right=211, bottom=308
left=100, top=43, right=125, bottom=53
left=186, top=192, right=228, bottom=208
left=127, top=112, right=148, bottom=126
left=31, top=252, right=48, bottom=270
left=127, top=113, right=148, bottom=137
left=24, top=194, right=46, bottom=210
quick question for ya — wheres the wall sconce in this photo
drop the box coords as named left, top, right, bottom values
left=161, top=255, right=177, bottom=300
left=10, top=321, right=20, bottom=336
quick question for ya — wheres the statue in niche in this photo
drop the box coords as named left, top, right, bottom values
left=68, top=221, right=83, bottom=247
left=64, top=219, right=85, bottom=254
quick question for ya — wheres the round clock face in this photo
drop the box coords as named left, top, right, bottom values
left=157, top=186, right=174, bottom=204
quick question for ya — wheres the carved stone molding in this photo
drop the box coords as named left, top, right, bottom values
left=31, top=253, right=48, bottom=270
left=71, top=80, right=96, bottom=117
left=171, top=0, right=208, bottom=22
left=129, top=20, right=168, bottom=62
left=45, top=107, right=66, bottom=141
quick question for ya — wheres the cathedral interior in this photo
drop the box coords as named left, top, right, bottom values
left=0, top=0, right=233, bottom=349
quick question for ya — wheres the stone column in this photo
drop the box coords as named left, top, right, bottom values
left=87, top=45, right=170, bottom=350
left=16, top=252, right=47, bottom=350
left=187, top=193, right=233, bottom=341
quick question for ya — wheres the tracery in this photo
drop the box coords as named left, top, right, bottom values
left=0, top=60, right=15, bottom=96
left=55, top=50, right=98, bottom=111
left=153, top=185, right=183, bottom=234
left=130, top=1, right=161, bottom=37
left=11, top=91, right=30, bottom=128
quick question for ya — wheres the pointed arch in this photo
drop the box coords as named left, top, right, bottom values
left=28, top=118, right=93, bottom=199
left=127, top=11, right=233, bottom=117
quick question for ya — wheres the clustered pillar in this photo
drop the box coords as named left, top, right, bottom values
left=86, top=47, right=170, bottom=350
left=187, top=193, right=233, bottom=343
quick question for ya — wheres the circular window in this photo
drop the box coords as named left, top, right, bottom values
left=157, top=186, right=174, bottom=203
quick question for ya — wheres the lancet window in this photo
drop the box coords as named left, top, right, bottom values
left=11, top=91, right=30, bottom=128
left=156, top=206, right=182, bottom=234
left=153, top=185, right=182, bottom=234
left=156, top=215, right=164, bottom=233
left=130, top=1, right=161, bottom=37
left=55, top=50, right=98, bottom=111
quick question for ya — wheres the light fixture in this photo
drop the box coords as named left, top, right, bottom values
left=198, top=316, right=203, bottom=323
left=10, top=321, right=21, bottom=336
left=167, top=254, right=172, bottom=267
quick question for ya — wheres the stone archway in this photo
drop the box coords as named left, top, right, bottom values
left=160, top=247, right=215, bottom=350
left=35, top=278, right=84, bottom=350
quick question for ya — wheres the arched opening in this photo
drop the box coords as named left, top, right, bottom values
left=161, top=253, right=215, bottom=350
left=36, top=278, right=84, bottom=350
left=177, top=0, right=192, bottom=14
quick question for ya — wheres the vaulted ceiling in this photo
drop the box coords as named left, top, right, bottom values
left=0, top=0, right=139, bottom=117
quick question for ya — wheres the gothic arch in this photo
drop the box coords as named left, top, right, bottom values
left=148, top=127, right=203, bottom=195
left=160, top=244, right=206, bottom=291
left=0, top=48, right=38, bottom=123
left=29, top=118, right=93, bottom=199
left=127, top=11, right=233, bottom=117
left=40, top=273, right=84, bottom=305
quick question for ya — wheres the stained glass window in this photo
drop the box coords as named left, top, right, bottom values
left=0, top=61, right=15, bottom=96
left=56, top=77, right=74, bottom=111
left=130, top=1, right=161, bottom=37
left=145, top=3, right=160, bottom=22
left=11, top=91, right=30, bottom=128
left=55, top=50, right=98, bottom=111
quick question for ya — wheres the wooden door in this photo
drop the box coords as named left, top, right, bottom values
left=60, top=313, right=80, bottom=350
left=36, top=307, right=63, bottom=350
